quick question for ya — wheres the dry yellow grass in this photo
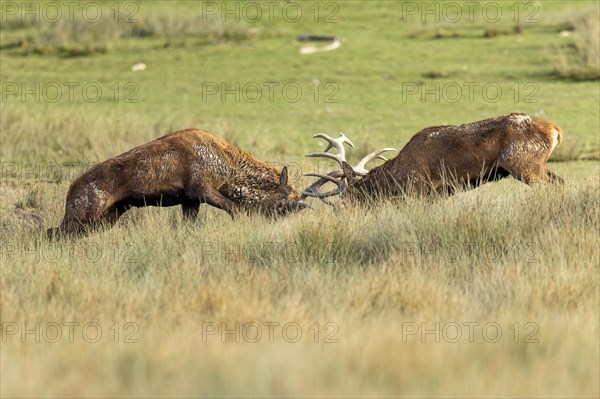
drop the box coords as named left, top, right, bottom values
left=1, top=164, right=598, bottom=397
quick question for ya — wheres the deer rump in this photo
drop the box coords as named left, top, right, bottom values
left=302, top=113, right=564, bottom=204
left=49, top=129, right=303, bottom=238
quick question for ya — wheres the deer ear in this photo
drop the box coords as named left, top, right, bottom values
left=279, top=166, right=289, bottom=187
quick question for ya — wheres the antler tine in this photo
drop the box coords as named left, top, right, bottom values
left=305, top=151, right=346, bottom=168
left=307, top=133, right=354, bottom=168
left=313, top=133, right=355, bottom=152
left=300, top=173, right=347, bottom=197
left=352, top=148, right=397, bottom=176
left=299, top=172, right=348, bottom=205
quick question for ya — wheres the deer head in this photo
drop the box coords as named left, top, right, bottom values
left=259, top=166, right=310, bottom=216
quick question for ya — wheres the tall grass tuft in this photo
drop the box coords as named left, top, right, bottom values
left=125, top=11, right=258, bottom=47
left=551, top=8, right=600, bottom=81
left=14, top=5, right=258, bottom=56
left=19, top=14, right=123, bottom=56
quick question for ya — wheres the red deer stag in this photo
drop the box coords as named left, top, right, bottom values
left=298, top=113, right=564, bottom=204
left=48, top=129, right=307, bottom=238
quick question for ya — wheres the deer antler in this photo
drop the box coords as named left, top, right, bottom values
left=298, top=133, right=396, bottom=205
left=298, top=133, right=352, bottom=204
left=305, top=133, right=354, bottom=169
left=352, top=148, right=397, bottom=176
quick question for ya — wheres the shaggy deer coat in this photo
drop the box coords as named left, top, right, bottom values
left=299, top=113, right=565, bottom=205
left=49, top=129, right=302, bottom=236
left=347, top=113, right=564, bottom=199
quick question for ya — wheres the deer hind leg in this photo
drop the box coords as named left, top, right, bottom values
left=182, top=200, right=201, bottom=219
left=101, top=200, right=130, bottom=226
left=53, top=202, right=93, bottom=238
left=49, top=209, right=92, bottom=240
left=51, top=191, right=121, bottom=239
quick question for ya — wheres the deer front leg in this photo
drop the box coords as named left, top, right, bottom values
left=186, top=185, right=237, bottom=218
left=499, top=142, right=565, bottom=186
left=545, top=169, right=565, bottom=184
left=502, top=163, right=563, bottom=186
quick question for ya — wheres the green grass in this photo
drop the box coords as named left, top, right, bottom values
left=1, top=1, right=599, bottom=397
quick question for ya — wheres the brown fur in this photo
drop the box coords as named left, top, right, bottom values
left=49, top=129, right=302, bottom=237
left=345, top=113, right=564, bottom=201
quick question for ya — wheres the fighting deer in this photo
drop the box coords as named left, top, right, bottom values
left=298, top=113, right=564, bottom=205
left=48, top=129, right=307, bottom=238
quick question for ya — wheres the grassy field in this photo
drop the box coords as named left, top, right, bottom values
left=1, top=1, right=599, bottom=397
